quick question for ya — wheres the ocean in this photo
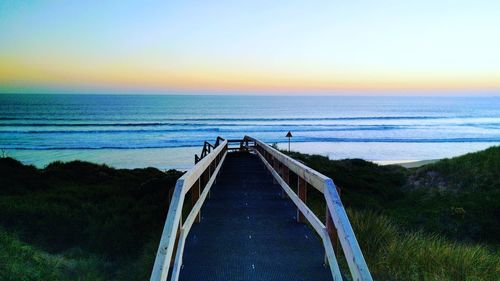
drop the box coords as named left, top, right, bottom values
left=1, top=94, right=499, bottom=169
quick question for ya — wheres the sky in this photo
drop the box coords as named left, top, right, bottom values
left=0, top=0, right=499, bottom=95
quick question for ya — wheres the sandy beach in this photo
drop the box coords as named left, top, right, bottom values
left=375, top=159, right=439, bottom=168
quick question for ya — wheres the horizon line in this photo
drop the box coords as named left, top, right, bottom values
left=2, top=90, right=500, bottom=97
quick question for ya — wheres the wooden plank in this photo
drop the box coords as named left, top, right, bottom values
left=325, top=206, right=339, bottom=254
left=272, top=156, right=278, bottom=185
left=244, top=136, right=329, bottom=193
left=282, top=165, right=290, bottom=184
left=282, top=165, right=289, bottom=198
left=324, top=179, right=373, bottom=281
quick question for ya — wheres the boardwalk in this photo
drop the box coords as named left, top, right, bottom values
left=180, top=152, right=332, bottom=281
left=151, top=136, right=372, bottom=281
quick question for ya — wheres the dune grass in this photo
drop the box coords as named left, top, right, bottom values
left=282, top=146, right=500, bottom=280
left=283, top=146, right=500, bottom=244
left=348, top=209, right=500, bottom=281
left=0, top=227, right=108, bottom=281
left=302, top=188, right=500, bottom=281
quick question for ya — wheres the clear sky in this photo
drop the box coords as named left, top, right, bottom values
left=1, top=0, right=499, bottom=94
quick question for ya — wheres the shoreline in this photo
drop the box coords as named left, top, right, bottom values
left=5, top=142, right=497, bottom=170
left=374, top=159, right=439, bottom=168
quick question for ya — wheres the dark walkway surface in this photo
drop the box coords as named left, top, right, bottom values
left=180, top=152, right=332, bottom=281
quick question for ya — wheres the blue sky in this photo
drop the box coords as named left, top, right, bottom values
left=1, top=0, right=499, bottom=94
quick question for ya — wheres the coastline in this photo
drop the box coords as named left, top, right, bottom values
left=375, top=159, right=439, bottom=168
left=5, top=141, right=497, bottom=170
left=4, top=147, right=200, bottom=170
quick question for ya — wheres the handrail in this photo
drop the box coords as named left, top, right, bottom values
left=151, top=135, right=371, bottom=281
left=150, top=138, right=228, bottom=281
left=195, top=137, right=225, bottom=164
left=244, top=135, right=373, bottom=281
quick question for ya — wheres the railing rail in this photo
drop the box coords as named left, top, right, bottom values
left=195, top=136, right=225, bottom=163
left=150, top=138, right=228, bottom=281
left=244, top=135, right=373, bottom=281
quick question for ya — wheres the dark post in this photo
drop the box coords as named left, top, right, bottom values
left=170, top=217, right=182, bottom=267
left=297, top=177, right=307, bottom=222
left=282, top=165, right=289, bottom=198
left=273, top=159, right=279, bottom=184
left=285, top=131, right=293, bottom=152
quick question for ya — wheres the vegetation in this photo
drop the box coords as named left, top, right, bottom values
left=1, top=146, right=499, bottom=280
left=349, top=209, right=499, bottom=281
left=396, top=146, right=500, bottom=243
left=0, top=157, right=183, bottom=280
left=285, top=150, right=406, bottom=211
left=0, top=227, right=107, bottom=281
left=283, top=146, right=500, bottom=280
left=286, top=146, right=500, bottom=244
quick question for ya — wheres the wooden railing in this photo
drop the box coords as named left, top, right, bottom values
left=194, top=136, right=225, bottom=163
left=150, top=138, right=228, bottom=281
left=244, top=135, right=373, bottom=281
left=151, top=136, right=372, bottom=281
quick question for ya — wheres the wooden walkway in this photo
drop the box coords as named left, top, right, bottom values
left=150, top=136, right=372, bottom=281
left=180, top=152, right=332, bottom=281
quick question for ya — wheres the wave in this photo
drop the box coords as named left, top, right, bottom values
left=0, top=125, right=408, bottom=134
left=2, top=137, right=500, bottom=150
left=0, top=116, right=449, bottom=122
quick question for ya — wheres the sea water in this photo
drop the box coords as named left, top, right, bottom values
left=1, top=94, right=499, bottom=169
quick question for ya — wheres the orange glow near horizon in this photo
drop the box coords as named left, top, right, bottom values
left=1, top=1, right=499, bottom=94
left=2, top=57, right=499, bottom=94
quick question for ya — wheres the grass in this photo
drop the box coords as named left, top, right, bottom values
left=302, top=190, right=500, bottom=280
left=348, top=209, right=499, bottom=281
left=280, top=146, right=500, bottom=280
left=408, top=146, right=500, bottom=192
left=1, top=146, right=499, bottom=280
left=283, top=146, right=500, bottom=245
left=0, top=157, right=184, bottom=280
left=0, top=227, right=108, bottom=281
left=396, top=146, right=500, bottom=243
left=284, top=150, right=407, bottom=211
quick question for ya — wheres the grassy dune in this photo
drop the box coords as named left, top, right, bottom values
left=0, top=157, right=183, bottom=280
left=286, top=146, right=500, bottom=244
left=1, top=146, right=499, bottom=280
left=284, top=146, right=500, bottom=280
left=349, top=210, right=499, bottom=281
